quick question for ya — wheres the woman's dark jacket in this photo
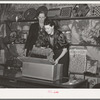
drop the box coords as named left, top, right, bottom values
left=47, top=30, right=69, bottom=51
left=46, top=30, right=69, bottom=77
left=24, top=22, right=39, bottom=51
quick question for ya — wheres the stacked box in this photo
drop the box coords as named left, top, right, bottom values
left=69, top=48, right=87, bottom=73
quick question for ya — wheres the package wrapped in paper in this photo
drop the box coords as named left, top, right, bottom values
left=29, top=46, right=54, bottom=61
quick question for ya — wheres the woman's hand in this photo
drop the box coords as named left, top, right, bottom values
left=54, top=48, right=67, bottom=65
left=54, top=59, right=59, bottom=65
left=23, top=49, right=27, bottom=56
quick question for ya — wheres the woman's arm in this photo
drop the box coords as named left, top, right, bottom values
left=54, top=48, right=67, bottom=65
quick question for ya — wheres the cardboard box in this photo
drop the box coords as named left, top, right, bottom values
left=20, top=57, right=63, bottom=81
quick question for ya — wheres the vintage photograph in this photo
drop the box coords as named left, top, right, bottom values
left=0, top=2, right=100, bottom=88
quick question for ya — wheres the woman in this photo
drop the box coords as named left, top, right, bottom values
left=24, top=11, right=47, bottom=56
left=44, top=19, right=70, bottom=78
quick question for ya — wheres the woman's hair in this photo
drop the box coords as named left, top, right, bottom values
left=37, top=11, right=46, bottom=18
left=44, top=18, right=55, bottom=27
left=44, top=18, right=59, bottom=30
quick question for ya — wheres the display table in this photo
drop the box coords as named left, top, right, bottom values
left=0, top=73, right=88, bottom=88
left=0, top=63, right=88, bottom=88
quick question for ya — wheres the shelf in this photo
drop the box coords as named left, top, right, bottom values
left=71, top=44, right=100, bottom=47
left=50, top=16, right=100, bottom=20
left=5, top=19, right=38, bottom=23
left=7, top=43, right=100, bottom=47
left=4, top=16, right=100, bottom=23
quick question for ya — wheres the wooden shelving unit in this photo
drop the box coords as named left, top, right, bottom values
left=4, top=16, right=100, bottom=47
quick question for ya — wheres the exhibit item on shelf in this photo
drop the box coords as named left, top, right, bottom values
left=7, top=11, right=23, bottom=21
left=47, top=8, right=60, bottom=17
left=24, top=8, right=37, bottom=20
left=60, top=7, right=72, bottom=17
left=91, top=6, right=100, bottom=16
left=72, top=4, right=90, bottom=17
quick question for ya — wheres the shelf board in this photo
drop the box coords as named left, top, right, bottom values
left=5, top=19, right=38, bottom=23
left=4, top=16, right=100, bottom=23
left=12, top=43, right=100, bottom=47
left=50, top=16, right=100, bottom=20
left=71, top=44, right=100, bottom=47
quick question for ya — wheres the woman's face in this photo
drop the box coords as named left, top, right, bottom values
left=44, top=25, right=54, bottom=35
left=38, top=13, right=46, bottom=23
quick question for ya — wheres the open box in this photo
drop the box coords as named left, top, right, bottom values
left=20, top=57, right=63, bottom=81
